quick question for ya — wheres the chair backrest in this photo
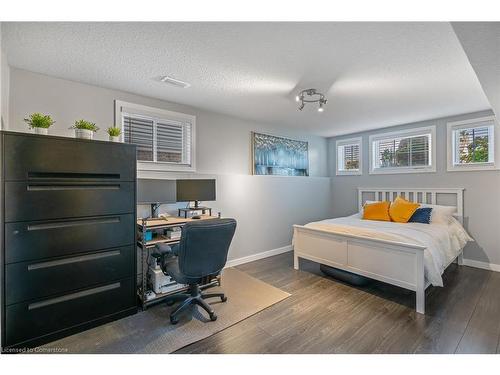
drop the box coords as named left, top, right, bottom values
left=177, top=218, right=237, bottom=278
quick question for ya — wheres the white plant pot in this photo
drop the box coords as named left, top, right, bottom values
left=34, top=127, right=48, bottom=135
left=109, top=135, right=120, bottom=142
left=75, top=128, right=94, bottom=140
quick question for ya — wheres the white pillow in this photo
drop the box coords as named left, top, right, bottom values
left=419, top=203, right=456, bottom=224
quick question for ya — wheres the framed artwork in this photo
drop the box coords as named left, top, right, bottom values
left=252, top=132, right=309, bottom=176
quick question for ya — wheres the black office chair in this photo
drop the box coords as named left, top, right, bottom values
left=156, top=218, right=237, bottom=324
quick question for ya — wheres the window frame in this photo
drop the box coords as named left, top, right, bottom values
left=336, top=137, right=362, bottom=176
left=115, top=100, right=196, bottom=173
left=447, top=116, right=497, bottom=172
left=369, top=125, right=436, bottom=175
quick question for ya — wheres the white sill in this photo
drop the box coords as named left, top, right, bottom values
left=447, top=163, right=498, bottom=172
left=137, top=161, right=196, bottom=173
left=369, top=166, right=436, bottom=175
left=336, top=169, right=362, bottom=176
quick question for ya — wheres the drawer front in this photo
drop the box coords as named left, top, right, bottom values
left=5, top=214, right=135, bottom=263
left=4, top=181, right=135, bottom=222
left=3, top=133, right=136, bottom=181
left=6, top=246, right=134, bottom=305
left=5, top=278, right=135, bottom=347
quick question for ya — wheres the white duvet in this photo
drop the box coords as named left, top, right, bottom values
left=302, top=214, right=472, bottom=286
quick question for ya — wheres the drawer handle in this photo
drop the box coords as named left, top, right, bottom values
left=27, top=184, right=120, bottom=191
left=28, top=282, right=121, bottom=310
left=28, top=172, right=121, bottom=180
left=28, top=250, right=122, bottom=270
left=27, top=217, right=120, bottom=231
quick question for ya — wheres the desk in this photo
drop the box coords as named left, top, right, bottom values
left=137, top=215, right=219, bottom=309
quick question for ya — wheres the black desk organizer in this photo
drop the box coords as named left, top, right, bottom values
left=1, top=131, right=137, bottom=350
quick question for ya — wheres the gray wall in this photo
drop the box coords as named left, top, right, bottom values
left=328, top=110, right=500, bottom=266
left=7, top=67, right=331, bottom=261
left=0, top=23, right=10, bottom=129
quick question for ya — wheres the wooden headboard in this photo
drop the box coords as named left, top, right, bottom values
left=357, top=187, right=464, bottom=220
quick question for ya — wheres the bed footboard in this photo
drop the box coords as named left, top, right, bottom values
left=293, top=225, right=427, bottom=314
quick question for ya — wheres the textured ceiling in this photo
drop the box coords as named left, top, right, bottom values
left=2, top=22, right=491, bottom=137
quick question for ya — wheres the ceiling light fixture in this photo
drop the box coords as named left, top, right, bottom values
left=159, top=75, right=191, bottom=88
left=296, top=89, right=327, bottom=112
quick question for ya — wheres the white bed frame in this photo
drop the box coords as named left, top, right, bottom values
left=293, top=188, right=465, bottom=314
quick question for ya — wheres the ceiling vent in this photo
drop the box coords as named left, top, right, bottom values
left=159, top=75, right=191, bottom=88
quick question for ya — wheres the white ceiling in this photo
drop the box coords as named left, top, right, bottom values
left=2, top=22, right=491, bottom=137
left=452, top=22, right=500, bottom=120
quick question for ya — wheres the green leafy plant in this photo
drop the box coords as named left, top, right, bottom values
left=380, top=149, right=393, bottom=167
left=459, top=131, right=489, bottom=163
left=107, top=126, right=121, bottom=137
left=24, top=113, right=55, bottom=129
left=70, top=119, right=99, bottom=132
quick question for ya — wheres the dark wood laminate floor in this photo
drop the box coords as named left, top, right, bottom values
left=175, top=252, right=500, bottom=354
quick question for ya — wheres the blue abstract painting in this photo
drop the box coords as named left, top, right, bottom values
left=252, top=132, right=309, bottom=176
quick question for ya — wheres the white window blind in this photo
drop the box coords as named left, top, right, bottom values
left=123, top=115, right=154, bottom=162
left=453, top=124, right=493, bottom=165
left=123, top=113, right=192, bottom=165
left=374, top=134, right=430, bottom=169
left=342, top=144, right=360, bottom=169
left=369, top=126, right=435, bottom=174
left=336, top=138, right=362, bottom=175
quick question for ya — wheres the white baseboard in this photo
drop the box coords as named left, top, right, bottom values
left=463, top=258, right=500, bottom=272
left=225, top=245, right=292, bottom=268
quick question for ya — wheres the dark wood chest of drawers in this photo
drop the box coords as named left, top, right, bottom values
left=1, top=131, right=137, bottom=350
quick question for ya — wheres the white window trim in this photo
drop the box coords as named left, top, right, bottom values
left=447, top=116, right=498, bottom=172
left=369, top=125, right=436, bottom=175
left=115, top=100, right=196, bottom=173
left=336, top=137, right=362, bottom=176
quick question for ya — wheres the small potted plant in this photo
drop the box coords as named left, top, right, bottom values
left=70, top=119, right=99, bottom=140
left=107, top=126, right=122, bottom=142
left=24, top=113, right=55, bottom=135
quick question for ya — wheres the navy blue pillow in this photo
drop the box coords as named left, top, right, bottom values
left=408, top=207, right=432, bottom=224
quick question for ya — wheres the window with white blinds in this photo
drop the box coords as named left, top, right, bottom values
left=123, top=113, right=192, bottom=165
left=336, top=137, right=362, bottom=175
left=369, top=126, right=436, bottom=174
left=447, top=116, right=496, bottom=171
left=117, top=101, right=195, bottom=171
left=455, top=126, right=491, bottom=164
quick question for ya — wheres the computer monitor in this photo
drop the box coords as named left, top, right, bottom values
left=137, top=179, right=176, bottom=218
left=176, top=179, right=216, bottom=208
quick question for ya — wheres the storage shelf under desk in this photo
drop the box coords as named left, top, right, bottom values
left=138, top=276, right=221, bottom=307
left=136, top=215, right=219, bottom=309
left=137, top=236, right=180, bottom=249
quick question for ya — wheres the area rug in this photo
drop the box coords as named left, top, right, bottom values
left=40, top=268, right=290, bottom=353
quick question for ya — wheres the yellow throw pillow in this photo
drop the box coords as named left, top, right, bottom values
left=362, top=201, right=391, bottom=221
left=389, top=196, right=420, bottom=223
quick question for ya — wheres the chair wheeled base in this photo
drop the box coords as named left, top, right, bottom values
left=166, top=284, right=227, bottom=324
